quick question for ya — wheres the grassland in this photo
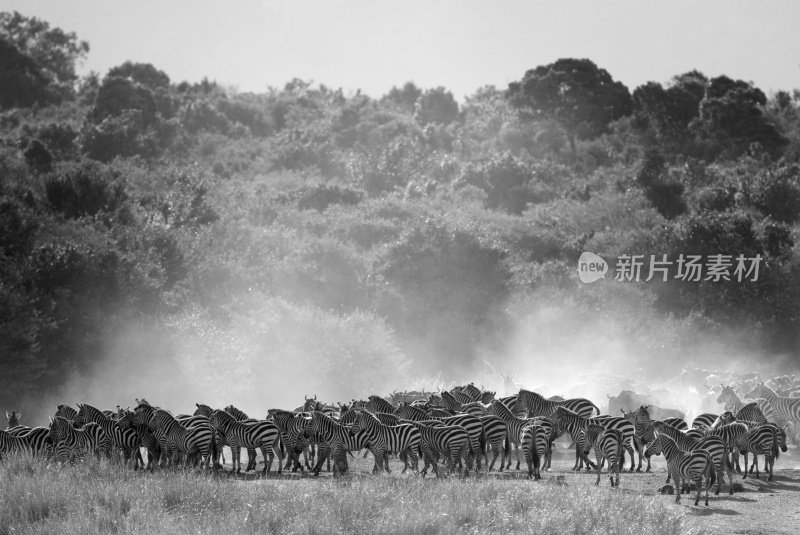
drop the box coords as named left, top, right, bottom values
left=0, top=450, right=697, bottom=535
left=4, top=446, right=799, bottom=535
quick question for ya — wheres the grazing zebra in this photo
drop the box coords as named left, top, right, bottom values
left=409, top=421, right=471, bottom=478
left=521, top=423, right=548, bottom=480
left=141, top=408, right=217, bottom=469
left=550, top=407, right=634, bottom=471
left=208, top=410, right=282, bottom=475
left=584, top=424, right=623, bottom=487
left=0, top=428, right=51, bottom=458
left=648, top=432, right=715, bottom=506
left=76, top=404, right=142, bottom=469
left=515, top=389, right=599, bottom=419
left=349, top=410, right=420, bottom=474
left=652, top=420, right=732, bottom=496
left=48, top=416, right=110, bottom=462
left=745, top=383, right=800, bottom=439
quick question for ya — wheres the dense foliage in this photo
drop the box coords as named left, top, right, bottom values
left=1, top=11, right=799, bottom=412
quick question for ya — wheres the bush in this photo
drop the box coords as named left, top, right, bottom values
left=44, top=160, right=127, bottom=219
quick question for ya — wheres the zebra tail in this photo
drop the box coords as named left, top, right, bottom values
left=707, top=451, right=716, bottom=487
left=480, top=427, right=486, bottom=456
left=504, top=432, right=511, bottom=456
left=211, top=431, right=219, bottom=469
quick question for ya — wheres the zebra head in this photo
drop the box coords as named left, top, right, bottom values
left=6, top=410, right=21, bottom=428
left=644, top=432, right=663, bottom=458
left=717, top=384, right=737, bottom=405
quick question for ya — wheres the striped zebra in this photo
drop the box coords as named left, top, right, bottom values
left=479, top=414, right=508, bottom=471
left=408, top=421, right=471, bottom=477
left=746, top=383, right=800, bottom=439
left=661, top=417, right=688, bottom=431
left=707, top=422, right=750, bottom=477
left=192, top=404, right=229, bottom=468
left=142, top=408, right=217, bottom=469
left=394, top=402, right=482, bottom=472
left=515, top=389, right=599, bottom=419
left=270, top=410, right=317, bottom=472
left=133, top=404, right=214, bottom=467
left=718, top=385, right=782, bottom=425
left=741, top=423, right=787, bottom=481
left=48, top=416, right=110, bottom=462
left=521, top=423, right=547, bottom=480
left=116, top=410, right=161, bottom=469
left=224, top=405, right=263, bottom=470
left=460, top=383, right=482, bottom=401
left=651, top=420, right=732, bottom=496
left=365, top=395, right=395, bottom=415
left=0, top=428, right=52, bottom=458
left=76, top=404, right=142, bottom=469
left=585, top=424, right=623, bottom=487
left=349, top=410, right=420, bottom=474
left=448, top=390, right=474, bottom=406
left=208, top=410, right=282, bottom=475
left=648, top=432, right=715, bottom=506
left=550, top=407, right=634, bottom=471
left=621, top=405, right=651, bottom=472
left=491, top=399, right=533, bottom=471
left=305, top=411, right=370, bottom=476
left=692, top=413, right=718, bottom=430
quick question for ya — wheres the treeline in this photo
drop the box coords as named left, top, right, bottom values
left=1, top=12, right=799, bottom=409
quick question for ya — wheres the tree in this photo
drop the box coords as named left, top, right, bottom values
left=382, top=81, right=422, bottom=115
left=0, top=36, right=54, bottom=108
left=107, top=61, right=170, bottom=90
left=0, top=11, right=89, bottom=99
left=413, top=87, right=459, bottom=126
left=690, top=76, right=788, bottom=160
left=507, top=58, right=632, bottom=154
left=632, top=71, right=707, bottom=153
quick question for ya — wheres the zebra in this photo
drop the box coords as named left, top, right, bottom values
left=133, top=404, right=213, bottom=467
left=141, top=408, right=217, bottom=469
left=745, top=383, right=800, bottom=440
left=479, top=414, right=508, bottom=471
left=192, top=404, right=229, bottom=468
left=270, top=410, right=317, bottom=472
left=661, top=417, right=688, bottom=431
left=76, top=403, right=142, bottom=469
left=707, top=421, right=751, bottom=477
left=393, top=403, right=482, bottom=472
left=365, top=395, right=395, bottom=415
left=116, top=409, right=161, bottom=469
left=521, top=423, right=548, bottom=480
left=621, top=405, right=651, bottom=472
left=305, top=411, right=370, bottom=476
left=208, top=410, right=282, bottom=475
left=718, top=385, right=782, bottom=425
left=515, top=389, right=599, bottom=419
left=407, top=421, right=471, bottom=478
left=549, top=407, right=634, bottom=471
left=584, top=424, right=623, bottom=487
left=647, top=432, right=715, bottom=506
left=692, top=413, right=718, bottom=430
left=0, top=428, right=51, bottom=458
left=349, top=410, right=420, bottom=474
left=651, top=420, right=732, bottom=496
left=491, top=399, right=533, bottom=471
left=48, top=416, right=111, bottom=462
left=742, top=423, right=786, bottom=481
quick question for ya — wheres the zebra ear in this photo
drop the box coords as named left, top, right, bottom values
left=196, top=403, right=201, bottom=408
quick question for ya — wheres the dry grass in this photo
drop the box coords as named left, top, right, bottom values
left=0, top=453, right=696, bottom=535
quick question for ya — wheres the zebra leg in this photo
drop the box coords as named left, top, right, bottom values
left=487, top=443, right=500, bottom=472
left=766, top=453, right=773, bottom=481
left=625, top=443, right=635, bottom=472
left=634, top=437, right=643, bottom=472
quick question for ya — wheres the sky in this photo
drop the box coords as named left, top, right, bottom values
left=3, top=0, right=799, bottom=100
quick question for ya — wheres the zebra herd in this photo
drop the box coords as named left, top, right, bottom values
left=1, top=380, right=799, bottom=507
